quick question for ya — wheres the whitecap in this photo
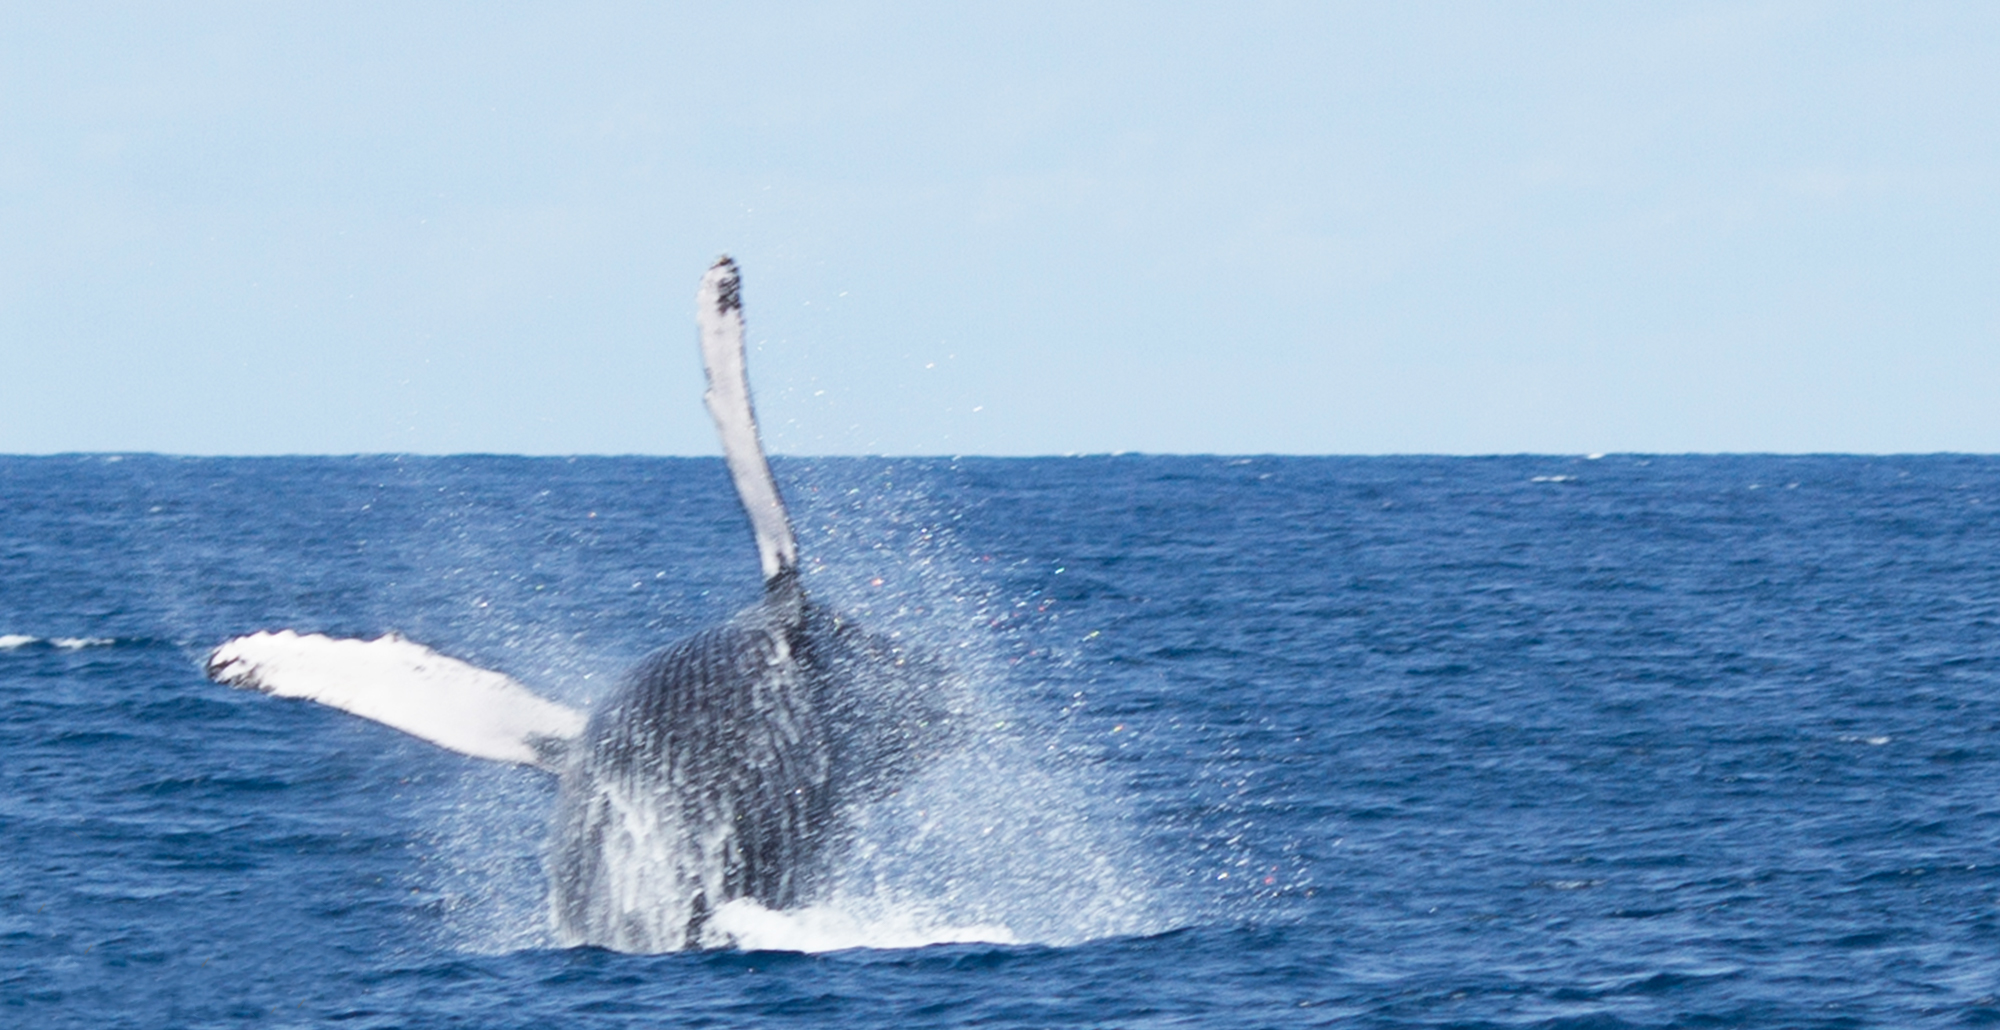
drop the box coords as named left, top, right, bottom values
left=52, top=637, right=115, bottom=650
left=0, top=635, right=36, bottom=649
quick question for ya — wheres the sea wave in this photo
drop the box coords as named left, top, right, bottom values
left=0, top=635, right=117, bottom=650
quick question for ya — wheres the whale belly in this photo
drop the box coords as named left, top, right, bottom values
left=548, top=610, right=835, bottom=951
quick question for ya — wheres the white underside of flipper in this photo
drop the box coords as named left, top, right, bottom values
left=207, top=630, right=586, bottom=770
left=698, top=256, right=798, bottom=582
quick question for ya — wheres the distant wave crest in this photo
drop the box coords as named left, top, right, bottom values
left=0, top=635, right=116, bottom=650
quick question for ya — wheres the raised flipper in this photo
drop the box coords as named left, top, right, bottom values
left=206, top=630, right=586, bottom=772
left=697, top=256, right=798, bottom=583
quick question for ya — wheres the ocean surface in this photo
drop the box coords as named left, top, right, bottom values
left=3, top=453, right=1998, bottom=1028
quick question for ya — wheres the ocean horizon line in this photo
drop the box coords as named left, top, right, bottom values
left=6, top=450, right=2000, bottom=461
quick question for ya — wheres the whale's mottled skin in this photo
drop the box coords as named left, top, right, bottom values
left=550, top=570, right=956, bottom=949
left=208, top=257, right=959, bottom=952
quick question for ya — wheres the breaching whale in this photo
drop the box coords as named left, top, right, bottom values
left=207, top=258, right=960, bottom=952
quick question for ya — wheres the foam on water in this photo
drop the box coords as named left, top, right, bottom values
left=0, top=635, right=116, bottom=650
left=705, top=898, right=1018, bottom=953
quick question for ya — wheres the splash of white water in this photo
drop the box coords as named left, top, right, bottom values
left=705, top=898, right=1018, bottom=952
left=431, top=463, right=1168, bottom=955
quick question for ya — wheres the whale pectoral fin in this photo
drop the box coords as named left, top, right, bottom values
left=206, top=630, right=587, bottom=773
left=697, top=256, right=798, bottom=583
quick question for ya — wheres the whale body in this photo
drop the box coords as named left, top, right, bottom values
left=208, top=258, right=959, bottom=951
left=548, top=572, right=956, bottom=949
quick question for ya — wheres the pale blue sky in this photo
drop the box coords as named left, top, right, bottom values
left=4, top=2, right=1997, bottom=455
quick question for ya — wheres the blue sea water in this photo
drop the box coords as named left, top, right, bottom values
left=3, top=453, right=1998, bottom=1028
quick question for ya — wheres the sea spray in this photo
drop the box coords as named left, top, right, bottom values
left=412, top=458, right=1167, bottom=954
left=751, top=460, right=1165, bottom=950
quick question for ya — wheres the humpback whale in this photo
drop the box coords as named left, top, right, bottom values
left=207, top=258, right=960, bottom=951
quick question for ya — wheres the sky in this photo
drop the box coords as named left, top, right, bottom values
left=3, top=2, right=1998, bottom=456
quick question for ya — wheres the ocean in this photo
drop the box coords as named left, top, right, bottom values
left=3, top=453, right=1997, bottom=1027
